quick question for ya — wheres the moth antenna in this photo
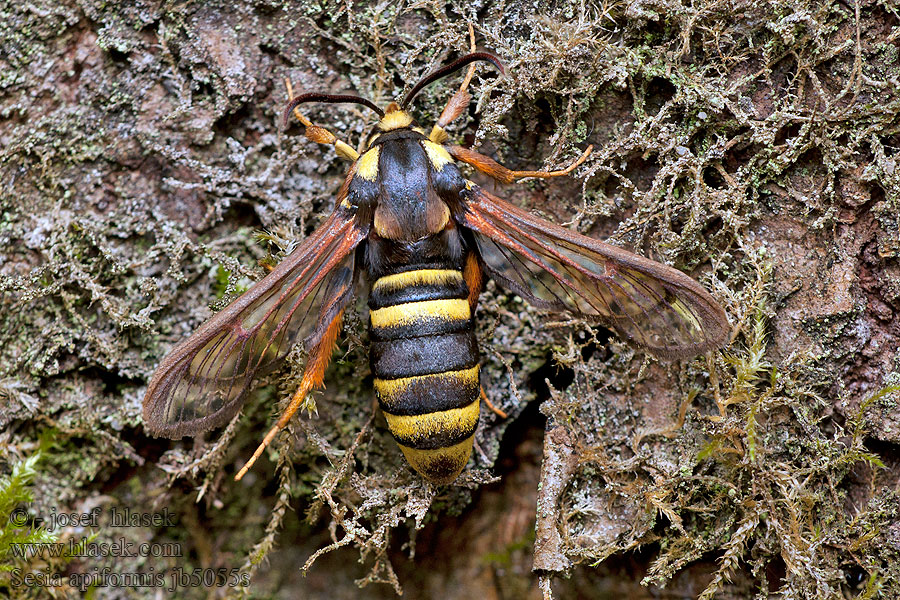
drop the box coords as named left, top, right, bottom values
left=401, top=52, right=505, bottom=109
left=282, top=93, right=384, bottom=129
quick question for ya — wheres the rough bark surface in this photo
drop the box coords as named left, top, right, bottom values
left=1, top=1, right=899, bottom=599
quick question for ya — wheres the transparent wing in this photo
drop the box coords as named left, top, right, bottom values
left=143, top=206, right=367, bottom=438
left=455, top=185, right=729, bottom=359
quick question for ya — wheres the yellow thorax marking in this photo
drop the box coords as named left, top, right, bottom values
left=429, top=124, right=449, bottom=144
left=356, top=147, right=380, bottom=181
left=378, top=110, right=414, bottom=132
left=374, top=366, right=479, bottom=400
left=422, top=140, right=453, bottom=171
left=370, top=298, right=470, bottom=329
left=373, top=269, right=463, bottom=293
left=383, top=399, right=480, bottom=440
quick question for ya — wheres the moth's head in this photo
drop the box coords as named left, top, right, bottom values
left=375, top=102, right=415, bottom=133
left=361, top=104, right=419, bottom=150
left=281, top=53, right=504, bottom=139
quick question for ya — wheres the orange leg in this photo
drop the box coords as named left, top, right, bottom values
left=463, top=251, right=505, bottom=419
left=283, top=79, right=359, bottom=161
left=429, top=24, right=479, bottom=144
left=462, top=250, right=484, bottom=311
left=480, top=386, right=507, bottom=419
left=234, top=309, right=345, bottom=481
left=428, top=24, right=592, bottom=182
left=448, top=144, right=593, bottom=184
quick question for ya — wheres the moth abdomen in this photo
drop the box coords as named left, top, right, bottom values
left=368, top=266, right=480, bottom=484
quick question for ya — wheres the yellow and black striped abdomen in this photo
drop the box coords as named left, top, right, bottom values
left=369, top=268, right=480, bottom=484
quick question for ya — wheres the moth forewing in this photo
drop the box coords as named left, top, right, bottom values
left=456, top=185, right=729, bottom=359
left=142, top=206, right=368, bottom=439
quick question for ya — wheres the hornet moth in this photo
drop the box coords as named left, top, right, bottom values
left=143, top=52, right=730, bottom=485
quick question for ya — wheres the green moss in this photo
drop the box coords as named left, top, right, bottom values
left=0, top=451, right=80, bottom=598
